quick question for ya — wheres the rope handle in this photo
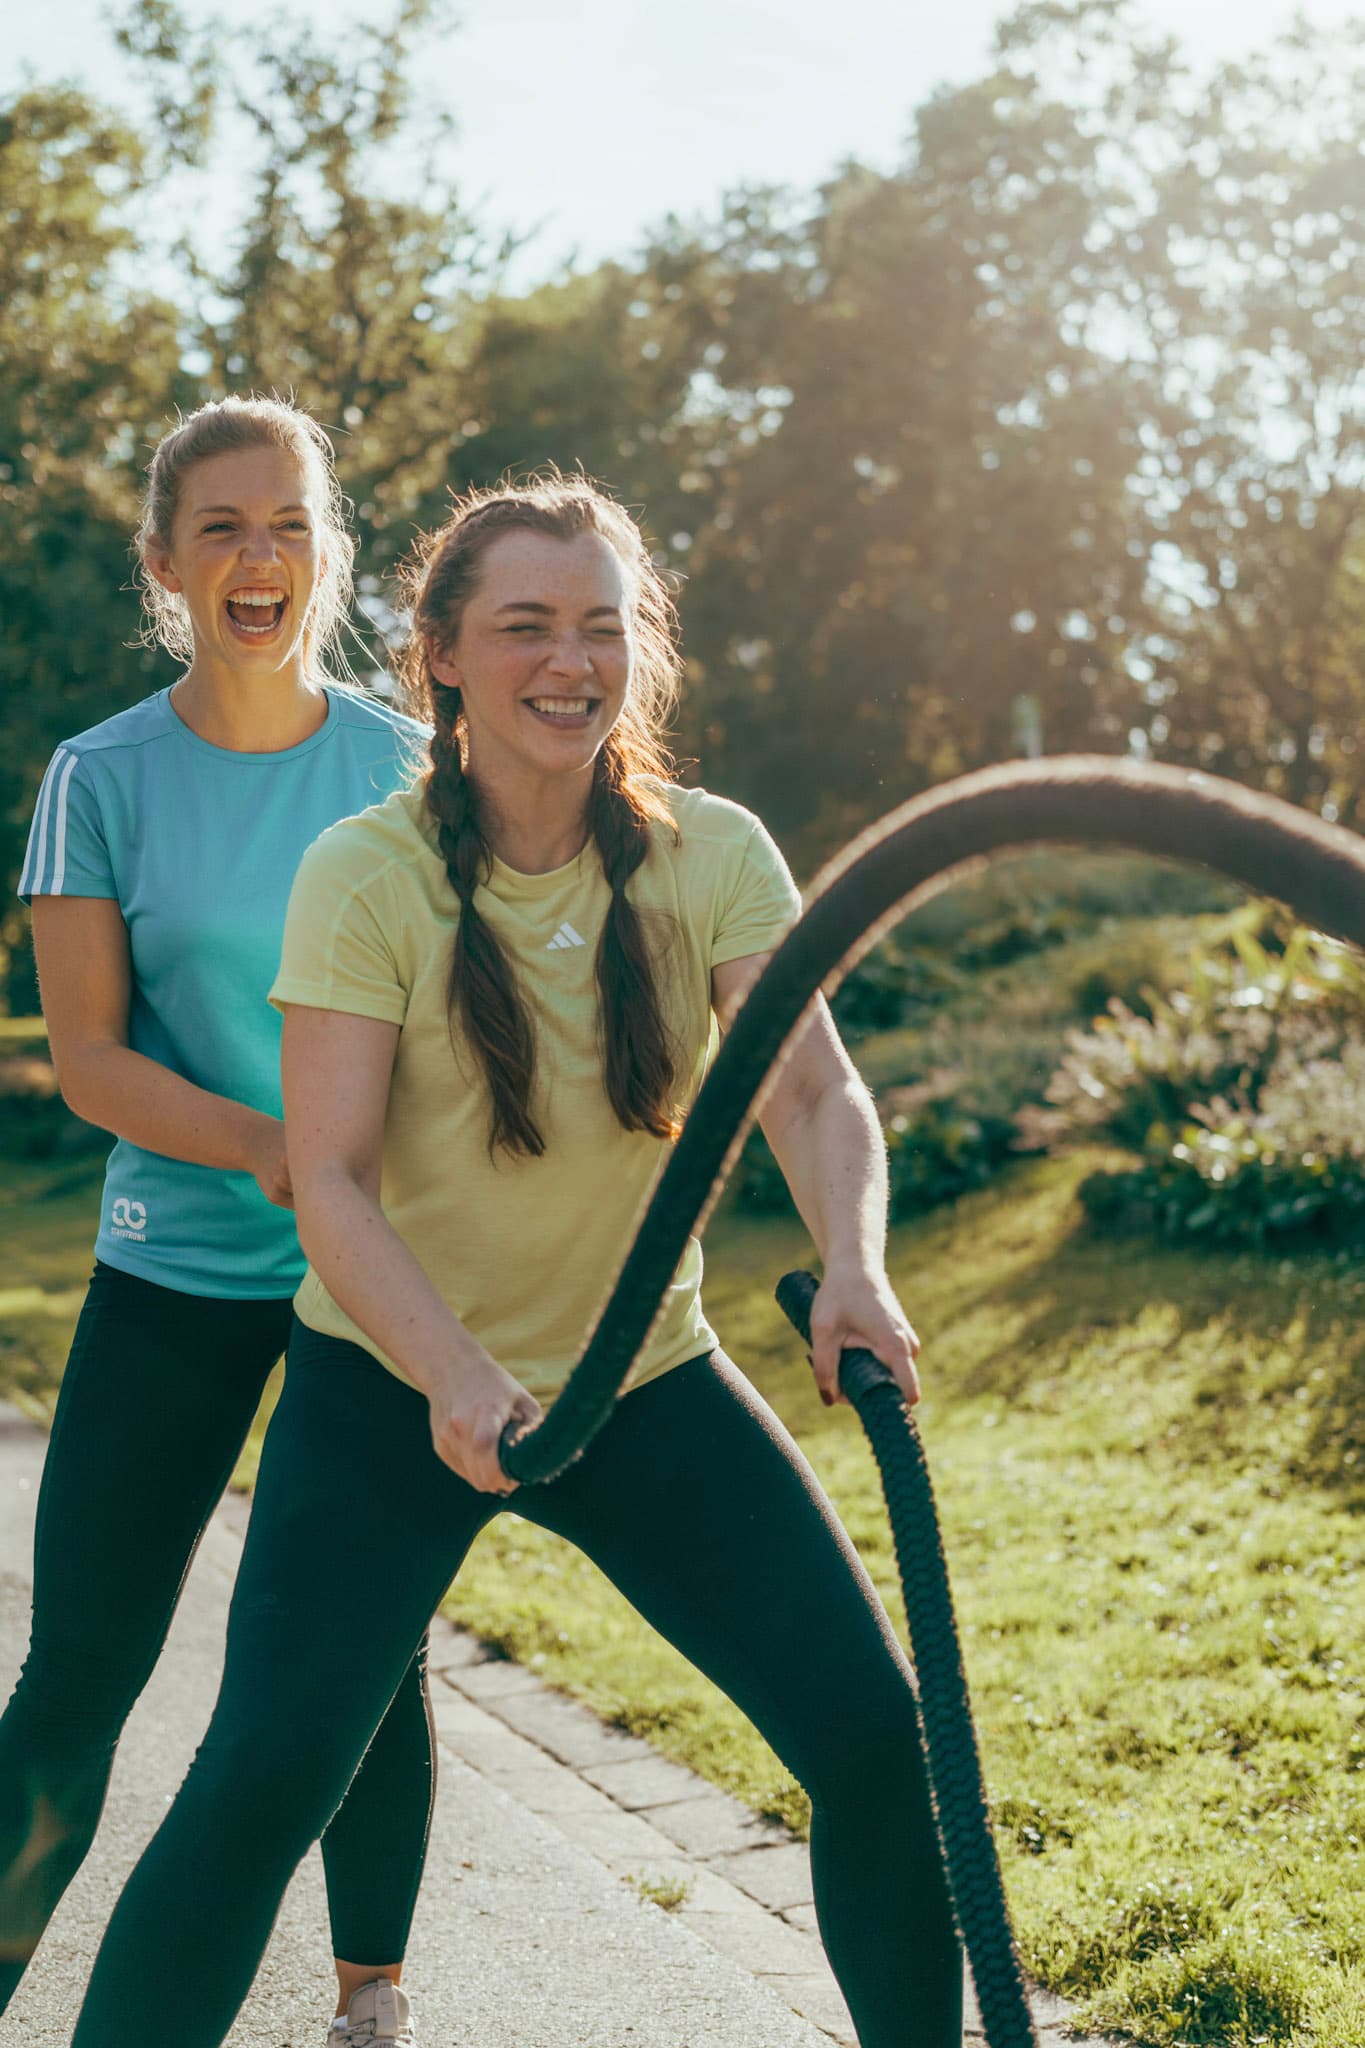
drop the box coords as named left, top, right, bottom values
left=775, top=1269, right=900, bottom=1404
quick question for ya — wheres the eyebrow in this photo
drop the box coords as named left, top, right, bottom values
left=494, top=601, right=624, bottom=619
left=193, top=503, right=310, bottom=518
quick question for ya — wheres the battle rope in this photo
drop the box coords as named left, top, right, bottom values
left=776, top=1265, right=1036, bottom=2045
left=500, top=755, right=1365, bottom=2046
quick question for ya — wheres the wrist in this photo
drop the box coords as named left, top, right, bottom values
left=819, top=1245, right=882, bottom=1282
left=228, top=1107, right=277, bottom=1175
left=409, top=1328, right=487, bottom=1402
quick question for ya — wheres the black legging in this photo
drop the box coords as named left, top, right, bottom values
left=0, top=1264, right=434, bottom=2011
left=73, top=1321, right=962, bottom=2047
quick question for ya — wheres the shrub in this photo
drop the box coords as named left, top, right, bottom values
left=828, top=936, right=964, bottom=1042
left=1068, top=924, right=1188, bottom=1023
left=1027, top=923, right=1365, bottom=1249
left=952, top=901, right=1083, bottom=971
left=732, top=1059, right=1028, bottom=1221
left=883, top=1090, right=1018, bottom=1219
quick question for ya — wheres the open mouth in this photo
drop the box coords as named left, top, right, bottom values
left=224, top=588, right=288, bottom=641
left=524, top=696, right=600, bottom=728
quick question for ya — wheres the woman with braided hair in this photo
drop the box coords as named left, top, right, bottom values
left=72, top=475, right=964, bottom=2048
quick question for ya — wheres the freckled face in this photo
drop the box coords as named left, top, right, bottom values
left=429, top=529, right=634, bottom=784
left=147, top=446, right=325, bottom=671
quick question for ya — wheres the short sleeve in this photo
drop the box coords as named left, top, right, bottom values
left=269, top=838, right=408, bottom=1025
left=710, top=816, right=804, bottom=968
left=18, top=750, right=117, bottom=903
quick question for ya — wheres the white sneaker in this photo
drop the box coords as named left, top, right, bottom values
left=326, top=1978, right=415, bottom=2046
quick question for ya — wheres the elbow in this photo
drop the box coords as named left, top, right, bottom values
left=50, top=1052, right=105, bottom=1132
left=291, top=1182, right=326, bottom=1266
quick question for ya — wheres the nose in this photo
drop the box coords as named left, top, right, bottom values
left=545, top=634, right=594, bottom=679
left=240, top=525, right=281, bottom=569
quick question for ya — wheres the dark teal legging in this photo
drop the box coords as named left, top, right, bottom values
left=74, top=1323, right=963, bottom=2048
left=0, top=1264, right=434, bottom=2013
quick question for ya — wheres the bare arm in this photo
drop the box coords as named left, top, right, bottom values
left=713, top=951, right=921, bottom=1407
left=31, top=896, right=290, bottom=1204
left=281, top=1002, right=540, bottom=1491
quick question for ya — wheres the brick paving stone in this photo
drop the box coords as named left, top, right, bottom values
left=478, top=1761, right=617, bottom=1817
left=450, top=1654, right=545, bottom=1701
left=553, top=1805, right=691, bottom=1872
left=759, top=1973, right=857, bottom=2046
left=712, top=1839, right=816, bottom=1913
left=642, top=1789, right=788, bottom=1860
left=582, top=1751, right=708, bottom=1810
left=429, top=1691, right=547, bottom=1777
left=427, top=1623, right=489, bottom=1673
left=675, top=1906, right=824, bottom=1979
left=475, top=1683, right=643, bottom=1768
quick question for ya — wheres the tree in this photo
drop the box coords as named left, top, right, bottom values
left=990, top=0, right=1365, bottom=816
left=0, top=85, right=189, bottom=1002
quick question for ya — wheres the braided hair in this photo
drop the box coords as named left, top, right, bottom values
left=397, top=477, right=683, bottom=1158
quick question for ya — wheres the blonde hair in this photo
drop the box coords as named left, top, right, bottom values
left=136, top=394, right=356, bottom=678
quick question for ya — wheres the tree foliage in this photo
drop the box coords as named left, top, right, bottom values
left=3, top=0, right=1362, bottom=997
left=0, top=85, right=189, bottom=1001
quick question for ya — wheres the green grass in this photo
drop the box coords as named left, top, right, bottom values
left=2, top=1005, right=1361, bottom=2041
left=621, top=1871, right=693, bottom=1912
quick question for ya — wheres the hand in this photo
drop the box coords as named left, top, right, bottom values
left=808, top=1261, right=921, bottom=1409
left=426, top=1343, right=544, bottom=1495
left=246, top=1117, right=294, bottom=1210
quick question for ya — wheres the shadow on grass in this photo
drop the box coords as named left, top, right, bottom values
left=903, top=1151, right=1365, bottom=1509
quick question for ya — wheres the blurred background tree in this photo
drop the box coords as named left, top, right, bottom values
left=2, top=0, right=1361, bottom=994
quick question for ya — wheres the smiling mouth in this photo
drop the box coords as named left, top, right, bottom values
left=524, top=697, right=599, bottom=723
left=225, top=589, right=288, bottom=639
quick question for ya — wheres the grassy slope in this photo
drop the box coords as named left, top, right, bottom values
left=444, top=1170, right=1364, bottom=2048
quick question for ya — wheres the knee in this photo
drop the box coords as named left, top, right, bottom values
left=803, top=1676, right=931, bottom=1815
left=0, top=1672, right=122, bottom=1859
left=191, top=1715, right=366, bottom=1855
left=3, top=1638, right=137, bottom=1755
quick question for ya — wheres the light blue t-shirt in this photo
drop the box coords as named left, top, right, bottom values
left=19, top=685, right=424, bottom=1298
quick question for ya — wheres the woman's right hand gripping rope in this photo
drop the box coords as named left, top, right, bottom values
left=426, top=1341, right=543, bottom=1496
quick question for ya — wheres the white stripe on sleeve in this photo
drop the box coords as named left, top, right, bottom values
left=18, top=748, right=70, bottom=898
left=48, top=751, right=81, bottom=895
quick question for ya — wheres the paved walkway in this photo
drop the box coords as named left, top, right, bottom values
left=0, top=1402, right=1120, bottom=2045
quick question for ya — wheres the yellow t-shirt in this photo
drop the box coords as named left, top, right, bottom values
left=269, top=780, right=802, bottom=1398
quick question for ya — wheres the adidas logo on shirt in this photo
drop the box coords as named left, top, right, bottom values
left=545, top=922, right=587, bottom=951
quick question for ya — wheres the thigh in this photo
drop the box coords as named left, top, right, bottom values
left=27, top=1267, right=291, bottom=1700
left=525, top=1354, right=918, bottom=1776
left=215, top=1324, right=495, bottom=1772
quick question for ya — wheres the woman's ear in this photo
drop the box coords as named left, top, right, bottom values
left=143, top=539, right=183, bottom=596
left=428, top=642, right=464, bottom=690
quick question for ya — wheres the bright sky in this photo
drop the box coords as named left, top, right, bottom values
left=9, top=0, right=1361, bottom=284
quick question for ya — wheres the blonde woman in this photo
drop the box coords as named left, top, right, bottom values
left=3, top=397, right=433, bottom=2045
